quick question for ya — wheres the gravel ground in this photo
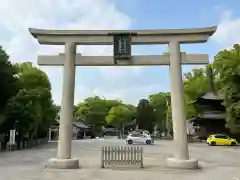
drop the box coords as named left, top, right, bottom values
left=0, top=139, right=240, bottom=180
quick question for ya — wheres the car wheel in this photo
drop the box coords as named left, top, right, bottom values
left=146, top=140, right=151, bottom=144
left=210, top=141, right=216, bottom=146
left=127, top=139, right=133, bottom=145
left=231, top=142, right=237, bottom=146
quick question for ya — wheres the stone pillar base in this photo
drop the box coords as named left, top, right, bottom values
left=47, top=158, right=79, bottom=169
left=166, top=158, right=198, bottom=169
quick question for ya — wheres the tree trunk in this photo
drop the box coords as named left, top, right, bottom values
left=122, top=123, right=125, bottom=139
left=136, top=124, right=139, bottom=130
left=153, top=124, right=158, bottom=135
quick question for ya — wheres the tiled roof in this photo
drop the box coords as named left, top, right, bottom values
left=200, top=92, right=222, bottom=100
left=72, top=121, right=89, bottom=129
left=54, top=119, right=90, bottom=129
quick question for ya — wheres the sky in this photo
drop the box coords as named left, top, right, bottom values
left=0, top=0, right=240, bottom=105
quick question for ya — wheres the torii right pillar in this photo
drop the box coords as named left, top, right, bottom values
left=167, top=40, right=198, bottom=169
left=166, top=27, right=217, bottom=169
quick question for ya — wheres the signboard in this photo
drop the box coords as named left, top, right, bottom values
left=113, top=34, right=131, bottom=61
left=9, top=129, right=16, bottom=145
left=118, top=36, right=128, bottom=53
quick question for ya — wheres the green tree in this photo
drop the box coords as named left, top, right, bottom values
left=136, top=99, right=155, bottom=133
left=4, top=89, right=42, bottom=136
left=166, top=104, right=173, bottom=134
left=214, top=44, right=240, bottom=133
left=75, top=96, right=136, bottom=134
left=183, top=65, right=218, bottom=118
left=105, top=99, right=122, bottom=112
left=124, top=104, right=137, bottom=120
left=149, top=92, right=170, bottom=131
left=184, top=67, right=211, bottom=100
left=106, top=105, right=133, bottom=138
left=75, top=96, right=110, bottom=133
left=0, top=46, right=19, bottom=125
left=4, top=62, right=57, bottom=139
left=15, top=62, right=51, bottom=89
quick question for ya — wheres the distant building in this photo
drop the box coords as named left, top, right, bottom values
left=72, top=121, right=95, bottom=139
left=187, top=92, right=228, bottom=139
left=102, top=125, right=119, bottom=136
left=49, top=119, right=94, bottom=140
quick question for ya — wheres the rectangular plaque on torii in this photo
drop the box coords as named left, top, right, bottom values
left=108, top=32, right=137, bottom=64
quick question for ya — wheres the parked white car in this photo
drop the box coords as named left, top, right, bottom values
left=126, top=132, right=154, bottom=145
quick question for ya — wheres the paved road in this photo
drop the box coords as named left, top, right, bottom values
left=1, top=139, right=240, bottom=180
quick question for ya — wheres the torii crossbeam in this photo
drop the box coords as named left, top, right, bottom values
left=38, top=53, right=209, bottom=66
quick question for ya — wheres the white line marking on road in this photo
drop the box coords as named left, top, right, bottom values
left=233, top=177, right=239, bottom=180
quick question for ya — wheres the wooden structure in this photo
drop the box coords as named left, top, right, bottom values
left=72, top=121, right=95, bottom=139
left=49, top=120, right=93, bottom=140
left=102, top=125, right=119, bottom=136
left=101, top=146, right=143, bottom=168
left=103, top=120, right=137, bottom=137
left=49, top=119, right=60, bottom=140
left=188, top=92, right=228, bottom=139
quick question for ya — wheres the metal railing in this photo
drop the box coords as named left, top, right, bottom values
left=101, top=146, right=143, bottom=168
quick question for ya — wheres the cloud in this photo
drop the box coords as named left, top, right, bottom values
left=211, top=9, right=240, bottom=49
left=0, top=0, right=147, bottom=104
left=0, top=0, right=133, bottom=61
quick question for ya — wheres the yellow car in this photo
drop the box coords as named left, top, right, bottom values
left=207, top=134, right=238, bottom=146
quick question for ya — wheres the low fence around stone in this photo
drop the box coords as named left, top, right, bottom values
left=101, top=146, right=143, bottom=168
left=3, top=138, right=49, bottom=151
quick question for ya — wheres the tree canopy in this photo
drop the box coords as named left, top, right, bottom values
left=136, top=99, right=155, bottom=133
left=0, top=46, right=19, bottom=125
left=214, top=44, right=240, bottom=133
left=0, top=46, right=57, bottom=143
left=74, top=96, right=137, bottom=134
left=148, top=92, right=170, bottom=133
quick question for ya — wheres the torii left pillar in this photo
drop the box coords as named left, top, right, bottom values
left=48, top=42, right=79, bottom=169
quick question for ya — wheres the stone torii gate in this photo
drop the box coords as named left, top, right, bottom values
left=29, top=26, right=217, bottom=169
